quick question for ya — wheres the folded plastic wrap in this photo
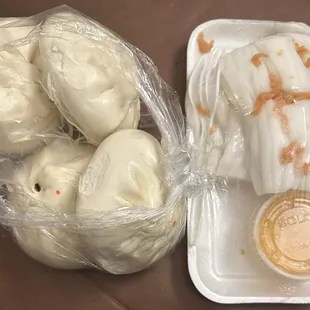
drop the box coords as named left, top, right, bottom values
left=0, top=5, right=187, bottom=274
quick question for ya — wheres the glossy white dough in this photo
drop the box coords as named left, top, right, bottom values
left=0, top=22, right=60, bottom=155
left=39, top=12, right=141, bottom=146
left=243, top=101, right=310, bottom=195
left=220, top=43, right=270, bottom=114
left=286, top=102, right=310, bottom=190
left=9, top=139, right=95, bottom=269
left=76, top=129, right=184, bottom=274
left=244, top=101, right=294, bottom=195
left=255, top=35, right=310, bottom=92
left=216, top=33, right=310, bottom=194
left=0, top=18, right=40, bottom=63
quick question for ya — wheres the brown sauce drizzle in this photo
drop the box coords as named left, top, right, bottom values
left=251, top=53, right=268, bottom=67
left=196, top=103, right=211, bottom=117
left=302, top=163, right=310, bottom=176
left=252, top=73, right=310, bottom=135
left=295, top=42, right=310, bottom=68
left=291, top=92, right=310, bottom=101
left=269, top=72, right=282, bottom=94
left=251, top=73, right=281, bottom=116
left=280, top=141, right=304, bottom=165
left=305, top=59, right=310, bottom=68
left=197, top=32, right=214, bottom=54
left=275, top=109, right=289, bottom=133
left=251, top=92, right=274, bottom=116
left=195, top=103, right=216, bottom=136
left=209, top=124, right=217, bottom=135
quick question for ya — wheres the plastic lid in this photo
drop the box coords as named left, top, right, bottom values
left=254, top=190, right=310, bottom=280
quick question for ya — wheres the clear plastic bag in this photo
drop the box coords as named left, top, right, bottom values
left=186, top=30, right=310, bottom=281
left=0, top=5, right=187, bottom=274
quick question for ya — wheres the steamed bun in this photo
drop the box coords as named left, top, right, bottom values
left=76, top=129, right=184, bottom=274
left=0, top=54, right=60, bottom=155
left=39, top=12, right=141, bottom=146
left=0, top=17, right=39, bottom=63
left=0, top=18, right=61, bottom=155
left=8, top=139, right=95, bottom=269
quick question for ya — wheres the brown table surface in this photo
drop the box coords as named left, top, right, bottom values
left=1, top=0, right=310, bottom=309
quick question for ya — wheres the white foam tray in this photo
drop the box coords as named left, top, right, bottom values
left=186, top=19, right=310, bottom=304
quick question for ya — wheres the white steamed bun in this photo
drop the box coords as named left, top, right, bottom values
left=0, top=24, right=60, bottom=155
left=8, top=138, right=95, bottom=269
left=77, top=129, right=184, bottom=274
left=0, top=60, right=61, bottom=155
left=39, top=12, right=140, bottom=146
left=0, top=17, right=39, bottom=63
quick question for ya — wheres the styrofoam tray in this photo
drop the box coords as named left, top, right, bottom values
left=186, top=19, right=310, bottom=304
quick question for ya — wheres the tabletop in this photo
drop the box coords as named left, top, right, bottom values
left=1, top=0, right=310, bottom=309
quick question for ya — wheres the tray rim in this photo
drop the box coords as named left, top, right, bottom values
left=186, top=18, right=310, bottom=76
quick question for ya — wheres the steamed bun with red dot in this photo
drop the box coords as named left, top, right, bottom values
left=8, top=139, right=95, bottom=269
left=76, top=129, right=184, bottom=274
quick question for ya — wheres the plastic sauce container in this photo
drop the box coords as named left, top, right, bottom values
left=254, top=190, right=310, bottom=280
